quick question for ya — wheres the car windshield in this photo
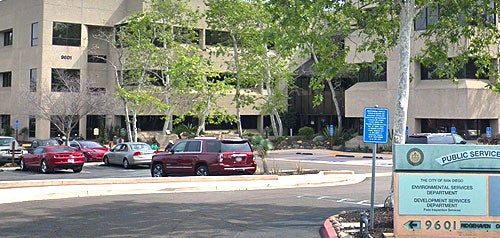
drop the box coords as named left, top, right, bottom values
left=50, top=147, right=75, bottom=152
left=130, top=143, right=151, bottom=151
left=79, top=141, right=103, bottom=148
left=0, top=138, right=16, bottom=146
left=221, top=141, right=252, bottom=152
left=39, top=140, right=59, bottom=146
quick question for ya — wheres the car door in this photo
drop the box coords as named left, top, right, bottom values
left=23, top=147, right=40, bottom=167
left=109, top=144, right=127, bottom=165
left=180, top=140, right=202, bottom=174
left=165, top=141, right=187, bottom=174
left=31, top=147, right=45, bottom=167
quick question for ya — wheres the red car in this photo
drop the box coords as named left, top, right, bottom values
left=19, top=145, right=85, bottom=173
left=151, top=137, right=256, bottom=177
left=69, top=140, right=109, bottom=162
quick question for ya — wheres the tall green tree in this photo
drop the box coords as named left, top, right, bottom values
left=343, top=0, right=500, bottom=206
left=205, top=0, right=295, bottom=137
left=266, top=0, right=353, bottom=130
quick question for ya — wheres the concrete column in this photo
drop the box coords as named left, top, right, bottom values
left=490, top=119, right=499, bottom=135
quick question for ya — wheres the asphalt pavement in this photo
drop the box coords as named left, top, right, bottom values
left=0, top=149, right=393, bottom=238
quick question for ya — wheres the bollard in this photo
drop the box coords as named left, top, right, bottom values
left=360, top=211, right=370, bottom=238
left=11, top=141, right=15, bottom=166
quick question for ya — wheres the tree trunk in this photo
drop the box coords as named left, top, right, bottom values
left=261, top=156, right=270, bottom=174
left=327, top=80, right=342, bottom=129
left=263, top=43, right=283, bottom=137
left=232, top=35, right=243, bottom=137
left=309, top=43, right=342, bottom=129
left=385, top=0, right=416, bottom=208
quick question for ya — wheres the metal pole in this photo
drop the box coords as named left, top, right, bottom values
left=370, top=143, right=377, bottom=230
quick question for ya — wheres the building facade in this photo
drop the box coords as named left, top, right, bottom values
left=0, top=0, right=265, bottom=141
left=344, top=12, right=500, bottom=139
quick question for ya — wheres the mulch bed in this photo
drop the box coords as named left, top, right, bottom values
left=335, top=207, right=393, bottom=238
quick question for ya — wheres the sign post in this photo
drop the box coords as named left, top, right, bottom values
left=329, top=125, right=334, bottom=149
left=363, top=106, right=389, bottom=229
left=14, top=119, right=19, bottom=141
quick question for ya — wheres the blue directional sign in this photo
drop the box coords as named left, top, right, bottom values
left=14, top=120, right=18, bottom=130
left=363, top=107, right=389, bottom=144
left=487, top=127, right=492, bottom=138
left=451, top=126, right=456, bottom=134
left=329, top=125, right=334, bottom=137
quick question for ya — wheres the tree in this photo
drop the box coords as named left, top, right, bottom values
left=249, top=134, right=273, bottom=174
left=343, top=0, right=500, bottom=207
left=266, top=0, right=353, bottom=130
left=205, top=0, right=295, bottom=137
left=23, top=69, right=113, bottom=145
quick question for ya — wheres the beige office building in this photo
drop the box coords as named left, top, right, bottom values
left=344, top=11, right=500, bottom=139
left=0, top=0, right=264, bottom=140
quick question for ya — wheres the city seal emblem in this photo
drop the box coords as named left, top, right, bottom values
left=407, top=148, right=424, bottom=166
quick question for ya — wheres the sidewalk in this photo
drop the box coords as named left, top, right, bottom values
left=0, top=170, right=368, bottom=204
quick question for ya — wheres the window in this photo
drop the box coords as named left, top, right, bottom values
left=87, top=55, right=107, bottom=63
left=29, top=116, right=36, bottom=137
left=52, top=22, right=81, bottom=46
left=31, top=22, right=39, bottom=46
left=30, top=68, right=37, bottom=92
left=3, top=29, right=12, bottom=46
left=415, top=7, right=440, bottom=30
left=174, top=27, right=200, bottom=44
left=0, top=115, right=10, bottom=131
left=186, top=141, right=201, bottom=152
left=51, top=69, right=80, bottom=92
left=205, top=29, right=231, bottom=46
left=358, top=62, right=387, bottom=82
left=1, top=72, right=12, bottom=87
left=421, top=58, right=489, bottom=80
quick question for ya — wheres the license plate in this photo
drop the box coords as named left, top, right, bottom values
left=68, top=159, right=74, bottom=163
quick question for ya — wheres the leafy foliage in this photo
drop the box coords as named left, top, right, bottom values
left=297, top=126, right=315, bottom=140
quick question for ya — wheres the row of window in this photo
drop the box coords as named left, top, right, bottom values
left=0, top=115, right=36, bottom=137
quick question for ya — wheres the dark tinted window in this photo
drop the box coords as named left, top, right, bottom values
left=427, top=135, right=454, bottom=144
left=50, top=147, right=75, bottom=152
left=206, top=141, right=221, bottom=153
left=52, top=22, right=81, bottom=46
left=173, top=141, right=187, bottom=153
left=186, top=141, right=201, bottom=152
left=406, top=136, right=428, bottom=144
left=221, top=141, right=252, bottom=152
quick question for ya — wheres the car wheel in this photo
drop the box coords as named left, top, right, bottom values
left=73, top=166, right=83, bottom=173
left=123, top=158, right=130, bottom=169
left=151, top=163, right=166, bottom=177
left=103, top=156, right=110, bottom=166
left=41, top=160, right=53, bottom=174
left=19, top=158, right=27, bottom=171
left=195, top=165, right=209, bottom=176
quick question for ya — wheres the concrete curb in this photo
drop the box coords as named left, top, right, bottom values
left=321, top=216, right=338, bottom=238
left=0, top=171, right=366, bottom=204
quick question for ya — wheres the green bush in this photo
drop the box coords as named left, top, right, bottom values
left=172, top=123, right=198, bottom=138
left=298, top=126, right=315, bottom=140
left=322, top=126, right=355, bottom=146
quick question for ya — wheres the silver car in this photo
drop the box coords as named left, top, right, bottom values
left=102, top=142, right=156, bottom=169
left=0, top=136, right=27, bottom=166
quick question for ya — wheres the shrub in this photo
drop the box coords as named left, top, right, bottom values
left=298, top=126, right=315, bottom=140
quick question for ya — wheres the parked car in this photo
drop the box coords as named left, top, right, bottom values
left=19, top=145, right=85, bottom=173
left=150, top=137, right=256, bottom=177
left=69, top=140, right=109, bottom=162
left=406, top=133, right=467, bottom=144
left=0, top=136, right=27, bottom=166
left=103, top=142, right=157, bottom=169
left=26, top=139, right=59, bottom=153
